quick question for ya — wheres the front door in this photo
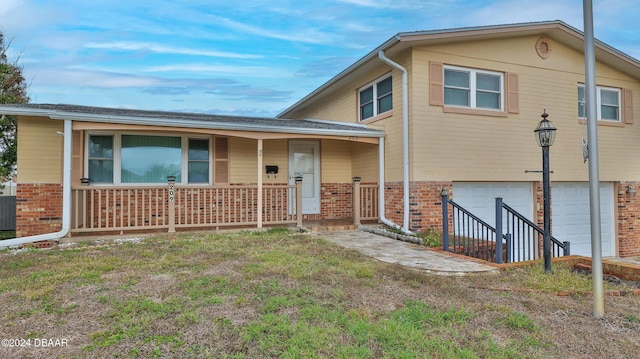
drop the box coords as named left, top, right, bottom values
left=289, top=140, right=320, bottom=214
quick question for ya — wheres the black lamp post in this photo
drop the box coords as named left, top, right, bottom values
left=534, top=110, right=557, bottom=273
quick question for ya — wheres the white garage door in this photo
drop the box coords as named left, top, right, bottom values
left=452, top=182, right=534, bottom=228
left=551, top=182, right=615, bottom=257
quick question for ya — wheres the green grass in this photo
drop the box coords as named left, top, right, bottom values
left=0, top=230, right=15, bottom=240
left=0, top=228, right=637, bottom=358
left=498, top=262, right=623, bottom=292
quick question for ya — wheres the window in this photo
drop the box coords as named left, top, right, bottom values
left=359, top=75, right=392, bottom=121
left=88, top=135, right=114, bottom=183
left=444, top=66, right=503, bottom=111
left=87, top=134, right=210, bottom=184
left=188, top=139, right=210, bottom=183
left=578, top=84, right=621, bottom=122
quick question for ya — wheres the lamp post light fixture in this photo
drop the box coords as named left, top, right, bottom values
left=534, top=110, right=557, bottom=273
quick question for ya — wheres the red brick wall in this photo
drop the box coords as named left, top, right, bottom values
left=320, top=182, right=353, bottom=219
left=617, top=182, right=640, bottom=257
left=384, top=181, right=452, bottom=234
left=16, top=183, right=63, bottom=237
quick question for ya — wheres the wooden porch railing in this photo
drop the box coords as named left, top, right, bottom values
left=71, top=181, right=302, bottom=234
left=353, top=179, right=379, bottom=225
left=71, top=178, right=380, bottom=234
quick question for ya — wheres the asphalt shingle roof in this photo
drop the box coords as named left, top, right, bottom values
left=0, top=103, right=383, bottom=136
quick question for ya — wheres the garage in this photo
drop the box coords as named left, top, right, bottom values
left=452, top=182, right=534, bottom=228
left=551, top=182, right=615, bottom=257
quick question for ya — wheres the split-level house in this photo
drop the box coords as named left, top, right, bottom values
left=2, top=21, right=640, bottom=258
left=279, top=20, right=640, bottom=258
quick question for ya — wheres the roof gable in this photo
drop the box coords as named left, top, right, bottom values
left=279, top=20, right=640, bottom=118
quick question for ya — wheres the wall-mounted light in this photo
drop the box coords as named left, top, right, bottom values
left=626, top=185, right=636, bottom=197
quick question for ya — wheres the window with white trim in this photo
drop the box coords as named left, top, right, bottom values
left=359, top=75, right=392, bottom=121
left=578, top=84, right=621, bottom=122
left=86, top=133, right=211, bottom=184
left=444, top=65, right=504, bottom=111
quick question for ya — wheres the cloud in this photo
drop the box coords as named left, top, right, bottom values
left=143, top=64, right=291, bottom=78
left=140, top=87, right=194, bottom=96
left=295, top=56, right=357, bottom=78
left=0, top=0, right=65, bottom=34
left=437, top=0, right=581, bottom=28
left=336, top=0, right=447, bottom=10
left=205, top=15, right=336, bottom=45
left=203, top=84, right=293, bottom=102
left=85, top=41, right=262, bottom=59
left=29, top=65, right=293, bottom=102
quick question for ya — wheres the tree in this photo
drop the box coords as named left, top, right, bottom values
left=0, top=32, right=29, bottom=182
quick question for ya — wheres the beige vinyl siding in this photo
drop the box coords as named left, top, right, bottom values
left=320, top=140, right=352, bottom=182
left=351, top=142, right=379, bottom=182
left=228, top=137, right=257, bottom=183
left=295, top=84, right=356, bottom=122
left=290, top=67, right=395, bottom=124
left=17, top=117, right=64, bottom=183
left=262, top=139, right=288, bottom=184
left=228, top=138, right=290, bottom=184
left=410, top=35, right=640, bottom=182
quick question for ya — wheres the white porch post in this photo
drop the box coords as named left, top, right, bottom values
left=257, top=139, right=263, bottom=228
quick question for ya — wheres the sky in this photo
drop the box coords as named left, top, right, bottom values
left=1, top=0, right=638, bottom=118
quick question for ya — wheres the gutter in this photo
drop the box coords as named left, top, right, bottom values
left=0, top=119, right=72, bottom=249
left=377, top=50, right=413, bottom=235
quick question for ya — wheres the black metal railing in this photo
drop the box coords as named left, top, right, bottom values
left=442, top=193, right=570, bottom=264
left=499, top=198, right=570, bottom=263
left=442, top=198, right=506, bottom=263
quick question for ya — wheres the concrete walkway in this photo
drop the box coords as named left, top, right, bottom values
left=317, top=229, right=499, bottom=275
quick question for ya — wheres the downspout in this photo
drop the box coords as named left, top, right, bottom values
left=0, top=119, right=72, bottom=249
left=378, top=50, right=412, bottom=234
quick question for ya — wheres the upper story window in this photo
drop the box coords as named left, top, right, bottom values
left=578, top=84, right=621, bottom=122
left=444, top=65, right=504, bottom=111
left=359, top=75, right=392, bottom=121
left=87, top=133, right=211, bottom=185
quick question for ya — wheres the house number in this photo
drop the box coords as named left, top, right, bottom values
left=169, top=184, right=175, bottom=202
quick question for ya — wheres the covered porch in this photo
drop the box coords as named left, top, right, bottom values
left=60, top=106, right=383, bottom=235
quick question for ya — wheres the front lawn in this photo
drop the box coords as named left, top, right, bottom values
left=0, top=228, right=638, bottom=358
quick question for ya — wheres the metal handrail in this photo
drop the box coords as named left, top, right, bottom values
left=442, top=194, right=570, bottom=264
left=447, top=199, right=505, bottom=263
left=502, top=202, right=568, bottom=250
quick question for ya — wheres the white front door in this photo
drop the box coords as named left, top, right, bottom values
left=289, top=140, right=320, bottom=214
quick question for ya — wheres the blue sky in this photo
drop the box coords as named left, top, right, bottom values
left=1, top=0, right=638, bottom=117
